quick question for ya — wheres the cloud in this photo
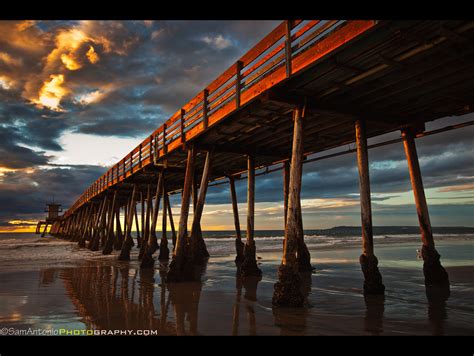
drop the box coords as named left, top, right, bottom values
left=33, top=74, right=69, bottom=111
left=201, top=34, right=232, bottom=50
left=438, top=184, right=474, bottom=193
left=0, top=164, right=106, bottom=222
left=0, top=75, right=14, bottom=90
left=0, top=125, right=51, bottom=169
left=86, top=46, right=99, bottom=64
left=72, top=116, right=159, bottom=137
left=74, top=90, right=104, bottom=105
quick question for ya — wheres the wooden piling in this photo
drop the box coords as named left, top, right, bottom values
left=135, top=204, right=141, bottom=248
left=283, top=161, right=290, bottom=228
left=355, top=119, right=385, bottom=295
left=41, top=223, right=48, bottom=237
left=103, top=190, right=118, bottom=255
left=273, top=105, right=307, bottom=307
left=141, top=173, right=164, bottom=268
left=190, top=150, right=213, bottom=263
left=119, top=185, right=138, bottom=261
left=70, top=209, right=81, bottom=241
left=158, top=177, right=170, bottom=261
left=101, top=199, right=114, bottom=247
left=402, top=127, right=449, bottom=288
left=78, top=205, right=92, bottom=247
left=229, top=175, right=244, bottom=264
left=114, top=203, right=123, bottom=250
left=167, top=145, right=195, bottom=282
left=149, top=173, right=163, bottom=253
left=139, top=184, right=153, bottom=261
left=240, top=155, right=262, bottom=277
left=89, top=195, right=108, bottom=251
left=166, top=194, right=177, bottom=250
left=141, top=192, right=145, bottom=248
left=192, top=171, right=204, bottom=247
left=76, top=208, right=86, bottom=242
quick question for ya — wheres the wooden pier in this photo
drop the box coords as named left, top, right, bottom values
left=49, top=20, right=474, bottom=306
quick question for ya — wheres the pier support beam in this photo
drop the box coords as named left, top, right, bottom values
left=402, top=127, right=449, bottom=289
left=189, top=149, right=213, bottom=264
left=283, top=161, right=289, bottom=229
left=148, top=179, right=162, bottom=254
left=192, top=171, right=208, bottom=258
left=355, top=119, right=385, bottom=295
left=141, top=173, right=164, bottom=268
left=103, top=191, right=118, bottom=255
left=166, top=194, right=177, bottom=250
left=134, top=204, right=141, bottom=248
left=152, top=171, right=165, bottom=254
left=114, top=203, right=124, bottom=250
left=139, top=184, right=152, bottom=261
left=158, top=178, right=170, bottom=261
left=240, top=155, right=262, bottom=277
left=89, top=195, right=108, bottom=251
left=167, top=145, right=196, bottom=282
left=229, top=176, right=244, bottom=264
left=41, top=223, right=48, bottom=237
left=118, top=185, right=138, bottom=261
left=273, top=105, right=310, bottom=307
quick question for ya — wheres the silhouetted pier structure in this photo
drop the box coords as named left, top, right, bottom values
left=47, top=20, right=474, bottom=306
left=35, top=202, right=63, bottom=237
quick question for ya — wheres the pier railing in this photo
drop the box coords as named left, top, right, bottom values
left=64, top=20, right=377, bottom=217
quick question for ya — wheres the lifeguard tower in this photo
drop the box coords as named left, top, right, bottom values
left=36, top=202, right=63, bottom=237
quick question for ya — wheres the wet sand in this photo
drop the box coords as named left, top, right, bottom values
left=0, top=240, right=473, bottom=335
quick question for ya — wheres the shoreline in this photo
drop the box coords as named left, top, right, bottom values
left=0, top=235, right=471, bottom=272
left=0, top=238, right=472, bottom=335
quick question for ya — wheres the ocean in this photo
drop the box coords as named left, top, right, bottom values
left=0, top=226, right=473, bottom=269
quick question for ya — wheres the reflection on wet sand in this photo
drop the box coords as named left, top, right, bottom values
left=36, top=258, right=458, bottom=336
left=272, top=271, right=311, bottom=335
left=363, top=294, right=385, bottom=336
left=59, top=262, right=178, bottom=334
left=426, top=285, right=450, bottom=336
left=56, top=260, right=213, bottom=335
left=168, top=280, right=202, bottom=335
left=232, top=272, right=261, bottom=336
left=39, top=268, right=57, bottom=286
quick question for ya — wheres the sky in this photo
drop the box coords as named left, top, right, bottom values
left=0, top=20, right=473, bottom=233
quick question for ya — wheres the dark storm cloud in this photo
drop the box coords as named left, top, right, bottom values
left=0, top=126, right=50, bottom=169
left=73, top=116, right=159, bottom=137
left=0, top=164, right=106, bottom=221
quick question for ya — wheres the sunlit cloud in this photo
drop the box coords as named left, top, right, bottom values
left=15, top=20, right=36, bottom=32
left=438, top=184, right=474, bottom=192
left=50, top=28, right=91, bottom=71
left=0, top=167, right=17, bottom=178
left=0, top=75, right=15, bottom=90
left=74, top=90, right=104, bottom=105
left=301, top=198, right=359, bottom=210
left=0, top=51, right=22, bottom=67
left=8, top=219, right=37, bottom=225
left=60, top=53, right=82, bottom=70
left=33, top=74, right=68, bottom=111
left=86, top=46, right=99, bottom=64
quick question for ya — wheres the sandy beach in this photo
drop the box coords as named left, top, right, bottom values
left=0, top=235, right=472, bottom=335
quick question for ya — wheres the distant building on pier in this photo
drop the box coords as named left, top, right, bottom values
left=36, top=202, right=63, bottom=237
